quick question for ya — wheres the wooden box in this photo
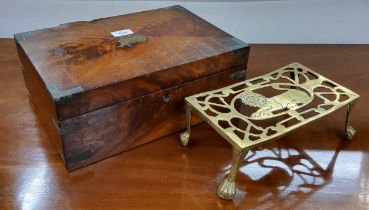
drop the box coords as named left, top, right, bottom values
left=14, top=5, right=250, bottom=171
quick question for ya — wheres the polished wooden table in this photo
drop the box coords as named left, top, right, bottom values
left=1, top=39, right=368, bottom=209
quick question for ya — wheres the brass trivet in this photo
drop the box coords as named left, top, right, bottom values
left=179, top=62, right=359, bottom=199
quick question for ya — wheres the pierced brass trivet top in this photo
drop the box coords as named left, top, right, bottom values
left=179, top=62, right=359, bottom=200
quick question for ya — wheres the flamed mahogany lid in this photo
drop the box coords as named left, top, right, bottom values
left=15, top=5, right=249, bottom=120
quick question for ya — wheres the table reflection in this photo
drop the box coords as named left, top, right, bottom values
left=217, top=140, right=355, bottom=209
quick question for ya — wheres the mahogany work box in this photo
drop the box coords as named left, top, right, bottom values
left=14, top=5, right=250, bottom=171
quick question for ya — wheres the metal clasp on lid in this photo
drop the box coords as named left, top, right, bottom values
left=230, top=70, right=246, bottom=80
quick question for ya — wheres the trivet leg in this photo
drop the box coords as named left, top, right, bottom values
left=345, top=102, right=356, bottom=140
left=180, top=105, right=192, bottom=146
left=218, top=147, right=248, bottom=200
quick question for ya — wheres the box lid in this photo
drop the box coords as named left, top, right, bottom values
left=15, top=5, right=249, bottom=120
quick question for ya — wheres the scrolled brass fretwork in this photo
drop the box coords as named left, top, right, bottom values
left=179, top=62, right=360, bottom=200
